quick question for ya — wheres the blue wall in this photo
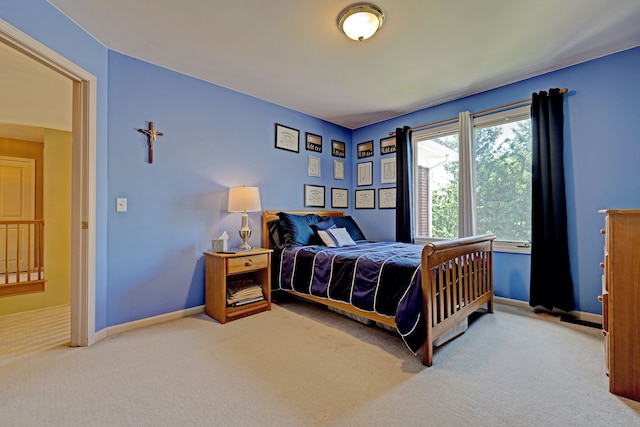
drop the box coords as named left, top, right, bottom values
left=352, top=46, right=640, bottom=314
left=106, top=52, right=351, bottom=325
left=3, top=1, right=640, bottom=329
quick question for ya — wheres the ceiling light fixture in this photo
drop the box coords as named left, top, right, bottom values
left=337, top=3, right=385, bottom=41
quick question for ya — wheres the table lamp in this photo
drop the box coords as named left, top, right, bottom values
left=227, top=186, right=261, bottom=251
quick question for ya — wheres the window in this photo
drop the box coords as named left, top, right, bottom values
left=413, top=123, right=459, bottom=239
left=412, top=106, right=532, bottom=253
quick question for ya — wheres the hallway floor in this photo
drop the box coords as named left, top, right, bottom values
left=0, top=304, right=70, bottom=366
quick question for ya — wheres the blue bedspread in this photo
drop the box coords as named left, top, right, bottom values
left=273, top=241, right=427, bottom=352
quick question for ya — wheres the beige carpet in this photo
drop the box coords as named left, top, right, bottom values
left=0, top=300, right=639, bottom=426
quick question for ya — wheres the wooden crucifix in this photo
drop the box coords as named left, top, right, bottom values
left=137, top=121, right=164, bottom=163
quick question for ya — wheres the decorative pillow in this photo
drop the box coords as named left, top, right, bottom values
left=332, top=216, right=367, bottom=241
left=318, top=227, right=356, bottom=247
left=313, top=217, right=336, bottom=231
left=277, top=212, right=323, bottom=247
left=267, top=219, right=286, bottom=250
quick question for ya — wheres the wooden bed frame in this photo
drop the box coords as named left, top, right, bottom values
left=262, top=209, right=495, bottom=366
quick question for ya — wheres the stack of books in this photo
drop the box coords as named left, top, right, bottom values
left=227, top=278, right=264, bottom=307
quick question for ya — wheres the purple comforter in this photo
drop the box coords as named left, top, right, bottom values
left=274, top=241, right=426, bottom=352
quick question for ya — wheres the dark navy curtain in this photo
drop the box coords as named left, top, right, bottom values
left=529, top=89, right=574, bottom=312
left=395, top=126, right=413, bottom=243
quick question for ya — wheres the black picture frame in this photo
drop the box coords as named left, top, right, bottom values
left=331, top=187, right=349, bottom=208
left=304, top=184, right=325, bottom=208
left=332, top=140, right=346, bottom=158
left=305, top=132, right=322, bottom=152
left=357, top=140, right=374, bottom=158
left=378, top=187, right=396, bottom=209
left=380, top=136, right=396, bottom=155
left=274, top=123, right=299, bottom=153
left=355, top=189, right=375, bottom=209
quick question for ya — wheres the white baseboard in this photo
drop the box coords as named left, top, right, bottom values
left=97, top=305, right=206, bottom=339
left=494, top=296, right=602, bottom=325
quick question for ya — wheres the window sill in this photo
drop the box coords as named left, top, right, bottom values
left=415, top=237, right=530, bottom=255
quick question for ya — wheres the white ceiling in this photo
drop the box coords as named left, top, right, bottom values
left=47, top=0, right=640, bottom=129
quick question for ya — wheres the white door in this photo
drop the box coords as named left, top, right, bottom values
left=0, top=156, right=35, bottom=274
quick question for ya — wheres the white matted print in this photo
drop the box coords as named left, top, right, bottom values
left=355, top=189, right=375, bottom=209
left=331, top=188, right=348, bottom=208
left=378, top=187, right=396, bottom=209
left=333, top=159, right=344, bottom=180
left=357, top=161, right=373, bottom=186
left=381, top=157, right=396, bottom=184
left=304, top=184, right=325, bottom=207
left=308, top=155, right=321, bottom=177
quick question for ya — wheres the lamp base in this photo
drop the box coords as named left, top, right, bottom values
left=233, top=225, right=252, bottom=252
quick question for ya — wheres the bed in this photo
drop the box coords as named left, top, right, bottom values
left=262, top=209, right=495, bottom=366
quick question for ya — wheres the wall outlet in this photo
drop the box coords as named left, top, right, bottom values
left=116, top=198, right=127, bottom=212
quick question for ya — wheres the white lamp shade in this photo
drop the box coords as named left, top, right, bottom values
left=228, top=186, right=261, bottom=212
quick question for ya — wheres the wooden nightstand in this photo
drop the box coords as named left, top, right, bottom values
left=203, top=248, right=273, bottom=323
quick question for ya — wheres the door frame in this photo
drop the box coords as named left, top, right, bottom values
left=0, top=20, right=97, bottom=346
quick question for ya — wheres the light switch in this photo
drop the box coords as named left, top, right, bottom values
left=116, top=198, right=128, bottom=212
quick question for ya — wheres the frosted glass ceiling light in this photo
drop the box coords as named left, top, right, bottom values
left=338, top=3, right=385, bottom=41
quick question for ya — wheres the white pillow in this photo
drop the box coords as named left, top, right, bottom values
left=318, top=230, right=337, bottom=247
left=319, top=227, right=356, bottom=247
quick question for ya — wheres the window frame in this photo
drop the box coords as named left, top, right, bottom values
left=410, top=106, right=532, bottom=254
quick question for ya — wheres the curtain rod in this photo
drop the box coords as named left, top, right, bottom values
left=388, top=88, right=568, bottom=136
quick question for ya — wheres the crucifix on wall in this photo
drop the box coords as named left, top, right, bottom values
left=137, top=121, right=164, bottom=163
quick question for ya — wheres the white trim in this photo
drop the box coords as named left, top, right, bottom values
left=493, top=241, right=531, bottom=254
left=0, top=19, right=97, bottom=347
left=104, top=306, right=205, bottom=337
left=495, top=296, right=602, bottom=325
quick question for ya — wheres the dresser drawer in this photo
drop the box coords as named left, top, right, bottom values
left=227, top=253, right=268, bottom=274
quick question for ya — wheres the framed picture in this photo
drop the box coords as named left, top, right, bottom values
left=357, top=140, right=374, bottom=158
left=305, top=132, right=322, bottom=152
left=378, top=187, right=396, bottom=209
left=333, top=159, right=344, bottom=180
left=357, top=161, right=373, bottom=186
left=380, top=136, right=396, bottom=155
left=331, top=187, right=348, bottom=208
left=274, top=123, right=299, bottom=153
left=308, top=155, right=321, bottom=177
left=332, top=140, right=346, bottom=158
left=355, top=189, right=375, bottom=209
left=304, top=184, right=325, bottom=207
left=381, top=157, right=396, bottom=184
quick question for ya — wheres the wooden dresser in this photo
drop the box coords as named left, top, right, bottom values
left=599, top=209, right=640, bottom=402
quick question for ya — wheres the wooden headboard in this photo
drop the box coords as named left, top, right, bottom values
left=261, top=209, right=346, bottom=249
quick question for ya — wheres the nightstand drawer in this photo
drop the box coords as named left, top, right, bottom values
left=227, top=254, right=268, bottom=274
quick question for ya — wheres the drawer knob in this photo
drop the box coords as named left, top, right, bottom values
left=245, top=259, right=254, bottom=267
left=600, top=229, right=606, bottom=235
left=599, top=262, right=605, bottom=268
left=597, top=295, right=603, bottom=302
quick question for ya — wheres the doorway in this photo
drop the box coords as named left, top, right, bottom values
left=0, top=19, right=97, bottom=346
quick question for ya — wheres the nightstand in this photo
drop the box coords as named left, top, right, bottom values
left=203, top=248, right=273, bottom=323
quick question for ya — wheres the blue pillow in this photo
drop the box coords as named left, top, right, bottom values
left=313, top=218, right=336, bottom=231
left=267, top=219, right=286, bottom=250
left=277, top=212, right=323, bottom=247
left=332, top=216, right=366, bottom=241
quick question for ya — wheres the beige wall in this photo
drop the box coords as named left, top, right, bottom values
left=0, top=130, right=72, bottom=315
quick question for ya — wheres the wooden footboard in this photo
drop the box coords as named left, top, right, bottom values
left=262, top=210, right=495, bottom=366
left=421, top=234, right=495, bottom=366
